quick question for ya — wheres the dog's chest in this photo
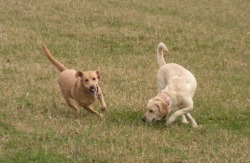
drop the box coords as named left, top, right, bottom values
left=169, top=105, right=179, bottom=112
left=73, top=92, right=96, bottom=106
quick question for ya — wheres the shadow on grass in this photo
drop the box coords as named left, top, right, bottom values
left=45, top=100, right=96, bottom=120
left=105, top=108, right=188, bottom=130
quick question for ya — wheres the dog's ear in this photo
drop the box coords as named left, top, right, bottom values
left=96, top=70, right=100, bottom=79
left=158, top=102, right=168, bottom=117
left=75, top=71, right=83, bottom=78
left=148, top=99, right=153, bottom=103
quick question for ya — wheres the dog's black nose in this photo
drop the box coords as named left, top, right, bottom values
left=141, top=117, right=146, bottom=122
left=89, top=86, right=95, bottom=89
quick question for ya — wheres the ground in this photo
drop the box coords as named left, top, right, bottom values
left=0, top=0, right=249, bottom=162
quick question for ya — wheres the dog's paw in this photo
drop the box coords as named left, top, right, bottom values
left=75, top=110, right=80, bottom=115
left=181, top=120, right=189, bottom=124
left=99, top=113, right=104, bottom=118
left=167, top=117, right=175, bottom=125
left=100, top=106, right=106, bottom=111
left=192, top=124, right=198, bottom=128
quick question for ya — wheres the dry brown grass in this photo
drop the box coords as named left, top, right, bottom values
left=0, top=0, right=249, bottom=162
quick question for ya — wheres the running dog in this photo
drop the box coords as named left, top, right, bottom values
left=43, top=46, right=106, bottom=118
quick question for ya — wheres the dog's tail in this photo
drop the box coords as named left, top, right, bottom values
left=43, top=45, right=67, bottom=72
left=157, top=42, right=168, bottom=68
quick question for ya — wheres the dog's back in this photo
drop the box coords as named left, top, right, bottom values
left=156, top=43, right=197, bottom=96
left=158, top=63, right=197, bottom=97
left=57, top=69, right=78, bottom=97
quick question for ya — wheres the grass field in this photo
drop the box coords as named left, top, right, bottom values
left=0, top=0, right=249, bottom=162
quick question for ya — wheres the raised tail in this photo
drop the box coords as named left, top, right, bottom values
left=43, top=45, right=67, bottom=72
left=157, top=42, right=168, bottom=68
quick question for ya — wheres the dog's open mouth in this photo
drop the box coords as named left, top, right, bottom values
left=89, top=87, right=96, bottom=95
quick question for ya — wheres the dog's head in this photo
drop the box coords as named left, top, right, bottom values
left=142, top=96, right=169, bottom=123
left=75, top=70, right=100, bottom=95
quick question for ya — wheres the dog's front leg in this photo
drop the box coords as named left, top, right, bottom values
left=84, top=106, right=104, bottom=118
left=97, top=87, right=106, bottom=111
left=167, top=106, right=194, bottom=126
left=181, top=114, right=189, bottom=124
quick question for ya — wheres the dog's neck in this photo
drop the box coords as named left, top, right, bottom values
left=157, top=93, right=170, bottom=118
left=158, top=90, right=176, bottom=113
left=158, top=92, right=169, bottom=104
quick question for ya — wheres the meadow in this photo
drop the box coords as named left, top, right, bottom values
left=0, top=0, right=249, bottom=162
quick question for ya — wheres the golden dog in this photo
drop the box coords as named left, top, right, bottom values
left=43, top=46, right=106, bottom=118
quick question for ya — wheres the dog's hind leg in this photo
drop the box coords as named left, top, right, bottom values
left=157, top=77, right=167, bottom=93
left=186, top=113, right=198, bottom=128
left=59, top=87, right=80, bottom=113
left=64, top=96, right=80, bottom=113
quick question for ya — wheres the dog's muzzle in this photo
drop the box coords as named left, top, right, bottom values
left=89, top=85, right=98, bottom=95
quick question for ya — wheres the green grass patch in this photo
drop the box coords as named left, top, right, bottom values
left=0, top=0, right=249, bottom=162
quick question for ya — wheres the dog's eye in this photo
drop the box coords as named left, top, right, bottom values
left=85, top=79, right=89, bottom=82
left=93, top=78, right=96, bottom=81
left=149, top=109, right=154, bottom=113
